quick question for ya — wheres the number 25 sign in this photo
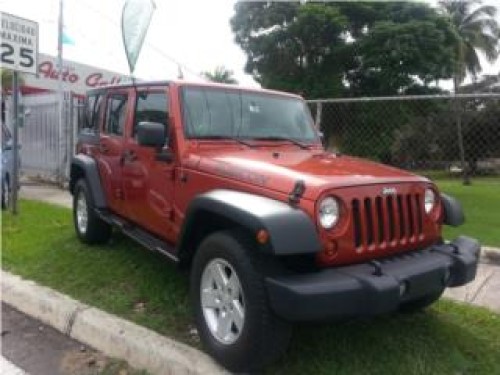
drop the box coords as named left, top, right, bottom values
left=1, top=12, right=39, bottom=75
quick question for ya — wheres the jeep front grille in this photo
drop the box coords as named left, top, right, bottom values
left=352, top=194, right=424, bottom=250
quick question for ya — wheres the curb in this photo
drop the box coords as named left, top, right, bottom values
left=1, top=270, right=228, bottom=375
left=482, top=246, right=500, bottom=265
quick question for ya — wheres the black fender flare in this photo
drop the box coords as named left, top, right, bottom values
left=70, top=154, right=107, bottom=208
left=177, top=189, right=322, bottom=258
left=441, top=193, right=464, bottom=227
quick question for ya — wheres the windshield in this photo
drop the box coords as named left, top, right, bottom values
left=181, top=86, right=318, bottom=143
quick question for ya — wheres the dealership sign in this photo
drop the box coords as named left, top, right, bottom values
left=0, top=12, right=39, bottom=75
left=23, top=53, right=131, bottom=95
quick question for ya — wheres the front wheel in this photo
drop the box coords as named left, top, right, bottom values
left=73, top=179, right=111, bottom=244
left=191, top=231, right=291, bottom=372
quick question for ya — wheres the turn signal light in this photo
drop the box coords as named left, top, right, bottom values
left=256, top=229, right=269, bottom=244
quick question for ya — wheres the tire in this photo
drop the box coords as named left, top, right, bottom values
left=73, top=179, right=111, bottom=244
left=1, top=175, right=10, bottom=210
left=191, top=230, right=291, bottom=372
left=400, top=289, right=444, bottom=313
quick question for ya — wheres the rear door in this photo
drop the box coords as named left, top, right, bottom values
left=121, top=87, right=175, bottom=241
left=97, top=89, right=131, bottom=216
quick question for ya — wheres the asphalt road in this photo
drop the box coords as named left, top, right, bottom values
left=2, top=303, right=113, bottom=375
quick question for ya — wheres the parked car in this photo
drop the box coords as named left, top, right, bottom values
left=70, top=81, right=480, bottom=372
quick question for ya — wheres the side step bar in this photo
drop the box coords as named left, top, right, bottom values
left=95, top=209, right=179, bottom=263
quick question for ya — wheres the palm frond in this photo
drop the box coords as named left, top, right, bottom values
left=463, top=5, right=497, bottom=25
left=464, top=41, right=482, bottom=79
left=440, top=0, right=500, bottom=83
left=463, top=18, right=500, bottom=37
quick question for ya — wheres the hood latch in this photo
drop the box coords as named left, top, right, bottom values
left=289, top=180, right=305, bottom=205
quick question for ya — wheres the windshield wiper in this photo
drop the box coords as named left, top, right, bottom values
left=197, top=135, right=255, bottom=148
left=250, top=136, right=310, bottom=150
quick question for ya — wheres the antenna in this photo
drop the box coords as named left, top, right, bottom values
left=177, top=65, right=184, bottom=80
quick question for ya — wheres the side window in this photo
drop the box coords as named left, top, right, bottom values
left=104, top=94, right=128, bottom=136
left=134, top=91, right=169, bottom=137
left=82, top=94, right=101, bottom=131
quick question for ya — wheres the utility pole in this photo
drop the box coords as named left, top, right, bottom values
left=57, top=0, right=65, bottom=186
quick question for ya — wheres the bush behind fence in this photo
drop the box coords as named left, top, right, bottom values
left=307, top=93, right=500, bottom=179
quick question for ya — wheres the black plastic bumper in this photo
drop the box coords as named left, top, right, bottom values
left=266, top=236, right=480, bottom=321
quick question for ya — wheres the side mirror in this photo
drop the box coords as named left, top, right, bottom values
left=137, top=121, right=166, bottom=149
left=3, top=139, right=13, bottom=151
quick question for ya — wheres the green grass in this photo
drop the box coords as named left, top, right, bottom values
left=436, top=178, right=500, bottom=247
left=2, top=200, right=194, bottom=343
left=3, top=200, right=500, bottom=374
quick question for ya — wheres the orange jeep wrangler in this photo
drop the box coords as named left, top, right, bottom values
left=70, top=81, right=480, bottom=372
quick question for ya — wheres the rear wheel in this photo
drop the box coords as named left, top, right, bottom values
left=73, top=179, right=111, bottom=244
left=191, top=230, right=291, bottom=372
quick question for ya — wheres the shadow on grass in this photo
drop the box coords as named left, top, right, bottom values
left=269, top=304, right=500, bottom=375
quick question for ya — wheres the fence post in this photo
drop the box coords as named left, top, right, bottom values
left=454, top=96, right=470, bottom=185
left=315, top=101, right=325, bottom=146
left=68, top=93, right=75, bottom=182
left=315, top=101, right=322, bottom=129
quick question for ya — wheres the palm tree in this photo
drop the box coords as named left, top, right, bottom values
left=439, top=0, right=499, bottom=184
left=459, top=72, right=500, bottom=92
left=439, top=0, right=499, bottom=90
left=202, top=66, right=238, bottom=84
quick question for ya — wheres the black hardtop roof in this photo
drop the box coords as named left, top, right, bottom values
left=87, top=80, right=171, bottom=95
left=85, top=80, right=302, bottom=99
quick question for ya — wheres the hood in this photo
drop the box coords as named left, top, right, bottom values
left=190, top=148, right=428, bottom=200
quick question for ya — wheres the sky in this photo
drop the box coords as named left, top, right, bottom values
left=1, top=0, right=499, bottom=90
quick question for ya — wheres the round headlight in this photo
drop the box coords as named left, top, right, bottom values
left=424, top=188, right=436, bottom=214
left=318, top=197, right=340, bottom=229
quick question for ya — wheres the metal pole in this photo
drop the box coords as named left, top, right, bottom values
left=68, top=93, right=74, bottom=178
left=57, top=0, right=64, bottom=186
left=454, top=97, right=469, bottom=185
left=11, top=71, right=19, bottom=215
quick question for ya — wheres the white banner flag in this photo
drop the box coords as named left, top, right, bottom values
left=121, top=0, right=156, bottom=74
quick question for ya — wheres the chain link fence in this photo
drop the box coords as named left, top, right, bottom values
left=308, top=93, right=500, bottom=181
left=3, top=92, right=82, bottom=184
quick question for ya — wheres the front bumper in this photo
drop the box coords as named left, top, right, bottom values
left=266, top=236, right=480, bottom=321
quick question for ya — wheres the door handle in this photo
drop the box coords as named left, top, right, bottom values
left=100, top=143, right=109, bottom=153
left=120, top=150, right=137, bottom=165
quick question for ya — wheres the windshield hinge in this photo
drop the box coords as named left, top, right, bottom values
left=289, top=180, right=306, bottom=205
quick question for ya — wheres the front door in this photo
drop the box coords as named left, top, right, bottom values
left=97, top=90, right=131, bottom=217
left=121, top=88, right=175, bottom=241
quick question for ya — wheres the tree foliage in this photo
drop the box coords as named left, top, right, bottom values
left=201, top=66, right=238, bottom=84
left=1, top=69, right=25, bottom=92
left=231, top=2, right=458, bottom=98
left=392, top=98, right=500, bottom=173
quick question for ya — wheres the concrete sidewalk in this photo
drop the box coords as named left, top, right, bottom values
left=19, top=182, right=72, bottom=208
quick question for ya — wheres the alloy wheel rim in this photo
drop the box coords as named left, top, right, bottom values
left=76, top=192, right=88, bottom=234
left=200, top=258, right=245, bottom=345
